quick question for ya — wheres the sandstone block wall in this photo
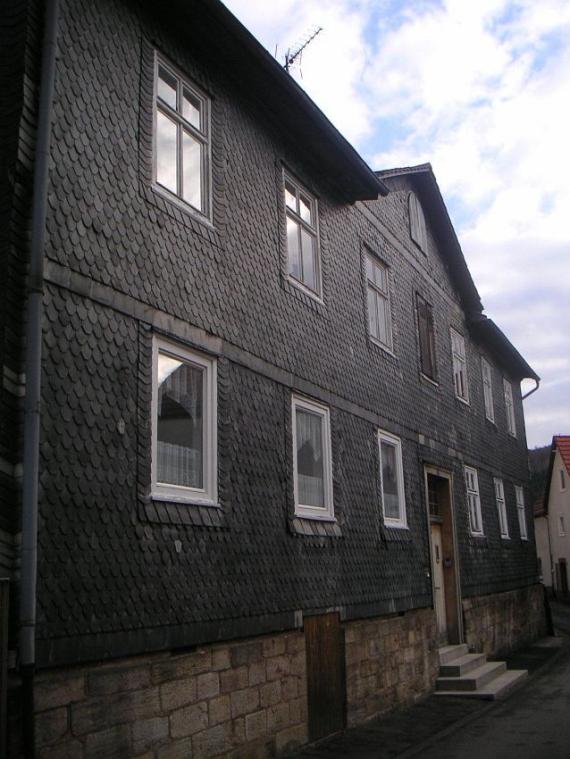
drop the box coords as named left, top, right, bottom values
left=344, top=608, right=438, bottom=727
left=31, top=631, right=307, bottom=759
left=463, top=583, right=547, bottom=656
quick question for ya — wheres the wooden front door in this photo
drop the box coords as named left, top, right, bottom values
left=426, top=469, right=462, bottom=644
left=304, top=612, right=345, bottom=742
left=430, top=523, right=447, bottom=643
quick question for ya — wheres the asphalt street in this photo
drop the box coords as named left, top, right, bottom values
left=295, top=597, right=570, bottom=759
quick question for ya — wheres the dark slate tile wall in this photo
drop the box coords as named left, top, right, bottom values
left=32, top=0, right=537, bottom=664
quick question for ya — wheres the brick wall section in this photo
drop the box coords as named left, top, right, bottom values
left=31, top=631, right=308, bottom=759
left=463, top=584, right=547, bottom=657
left=344, top=608, right=438, bottom=727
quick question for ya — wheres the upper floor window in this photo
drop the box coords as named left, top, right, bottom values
left=451, top=328, right=469, bottom=403
left=416, top=293, right=437, bottom=380
left=366, top=254, right=393, bottom=351
left=515, top=485, right=527, bottom=540
left=503, top=379, right=517, bottom=437
left=378, top=430, right=407, bottom=528
left=292, top=396, right=333, bottom=519
left=561, top=469, right=567, bottom=491
left=409, top=193, right=427, bottom=253
left=152, top=337, right=217, bottom=504
left=494, top=477, right=509, bottom=538
left=481, top=357, right=494, bottom=422
left=464, top=466, right=483, bottom=536
left=284, top=173, right=321, bottom=297
left=154, top=55, right=210, bottom=218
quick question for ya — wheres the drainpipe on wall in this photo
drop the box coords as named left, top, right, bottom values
left=521, top=378, right=540, bottom=400
left=19, top=0, right=59, bottom=755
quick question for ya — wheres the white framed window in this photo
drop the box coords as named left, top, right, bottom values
left=409, top=193, right=427, bottom=254
left=152, top=337, right=217, bottom=504
left=154, top=54, right=211, bottom=217
left=284, top=173, right=321, bottom=297
left=559, top=514, right=566, bottom=537
left=503, top=379, right=517, bottom=437
left=451, top=328, right=469, bottom=403
left=515, top=485, right=528, bottom=540
left=481, top=357, right=494, bottom=422
left=493, top=478, right=509, bottom=538
left=292, top=396, right=333, bottom=520
left=365, top=253, right=393, bottom=351
left=378, top=430, right=407, bottom=528
left=465, top=466, right=483, bottom=536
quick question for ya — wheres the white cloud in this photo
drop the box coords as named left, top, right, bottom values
left=223, top=0, right=570, bottom=446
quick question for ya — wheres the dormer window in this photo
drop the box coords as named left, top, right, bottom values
left=409, top=192, right=427, bottom=254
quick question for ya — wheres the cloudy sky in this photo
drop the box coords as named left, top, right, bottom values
left=224, top=0, right=570, bottom=449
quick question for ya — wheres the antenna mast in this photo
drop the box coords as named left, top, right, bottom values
left=284, top=26, right=323, bottom=72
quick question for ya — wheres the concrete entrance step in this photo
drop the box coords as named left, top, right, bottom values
left=436, top=668, right=528, bottom=700
left=436, top=644, right=528, bottom=700
left=439, top=643, right=469, bottom=665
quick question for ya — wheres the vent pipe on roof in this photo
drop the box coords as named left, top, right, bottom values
left=20, top=0, right=59, bottom=755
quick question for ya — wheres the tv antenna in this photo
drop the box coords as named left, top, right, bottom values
left=284, top=26, right=323, bottom=72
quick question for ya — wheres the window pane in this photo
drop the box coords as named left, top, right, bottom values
left=183, top=88, right=201, bottom=129
left=157, top=354, right=203, bottom=489
left=156, top=110, right=178, bottom=194
left=381, top=441, right=400, bottom=519
left=285, top=182, right=297, bottom=212
left=158, top=66, right=177, bottom=109
left=287, top=217, right=301, bottom=280
left=377, top=294, right=390, bottom=346
left=299, top=193, right=312, bottom=225
left=182, top=130, right=202, bottom=210
left=365, top=256, right=375, bottom=283
left=367, top=288, right=378, bottom=338
left=300, top=228, right=317, bottom=292
left=374, top=262, right=386, bottom=291
left=296, top=409, right=324, bottom=508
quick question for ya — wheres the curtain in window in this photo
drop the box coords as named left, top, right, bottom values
left=157, top=356, right=203, bottom=488
left=296, top=410, right=324, bottom=508
left=381, top=441, right=400, bottom=519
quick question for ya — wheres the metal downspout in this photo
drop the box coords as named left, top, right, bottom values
left=522, top=377, right=540, bottom=400
left=20, top=0, right=59, bottom=755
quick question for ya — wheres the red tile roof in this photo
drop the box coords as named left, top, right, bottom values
left=554, top=435, right=570, bottom=476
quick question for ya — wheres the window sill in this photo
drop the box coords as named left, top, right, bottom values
left=143, top=497, right=225, bottom=528
left=287, top=275, right=323, bottom=304
left=369, top=336, right=396, bottom=358
left=152, top=183, right=214, bottom=228
left=420, top=372, right=438, bottom=387
left=151, top=491, right=220, bottom=508
left=455, top=394, right=470, bottom=407
left=289, top=516, right=342, bottom=538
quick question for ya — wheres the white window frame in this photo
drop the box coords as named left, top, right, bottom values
left=515, top=485, right=528, bottom=540
left=153, top=53, right=211, bottom=219
left=450, top=328, right=469, bottom=404
left=283, top=172, right=321, bottom=299
left=378, top=430, right=407, bottom=529
left=481, top=357, right=494, bottom=422
left=365, top=253, right=393, bottom=352
left=493, top=478, right=509, bottom=538
left=151, top=337, right=217, bottom=505
left=292, top=396, right=334, bottom=520
left=503, top=378, right=517, bottom=437
left=465, top=466, right=483, bottom=536
left=559, top=514, right=566, bottom=537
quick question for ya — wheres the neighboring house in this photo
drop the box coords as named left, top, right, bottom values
left=534, top=436, right=570, bottom=595
left=0, top=0, right=545, bottom=756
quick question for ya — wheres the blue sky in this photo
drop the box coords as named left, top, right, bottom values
left=224, top=0, right=570, bottom=448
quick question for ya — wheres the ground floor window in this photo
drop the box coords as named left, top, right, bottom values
left=152, top=337, right=217, bottom=504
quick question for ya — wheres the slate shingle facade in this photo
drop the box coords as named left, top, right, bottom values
left=1, top=0, right=545, bottom=755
